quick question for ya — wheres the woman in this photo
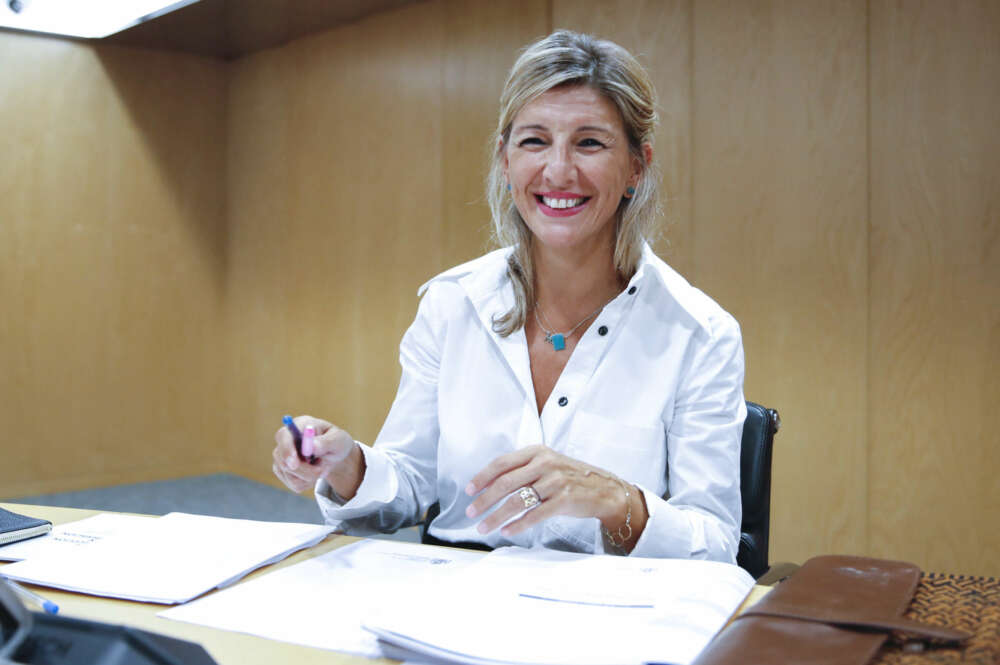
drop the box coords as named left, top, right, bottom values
left=272, top=30, right=745, bottom=561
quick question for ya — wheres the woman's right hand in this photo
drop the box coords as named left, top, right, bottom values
left=272, top=415, right=359, bottom=494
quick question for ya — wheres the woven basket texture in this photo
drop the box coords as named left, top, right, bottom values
left=875, top=572, right=1000, bottom=664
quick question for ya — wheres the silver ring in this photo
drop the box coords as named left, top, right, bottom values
left=517, top=486, right=541, bottom=510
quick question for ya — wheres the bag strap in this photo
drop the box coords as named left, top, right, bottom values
left=740, top=608, right=970, bottom=643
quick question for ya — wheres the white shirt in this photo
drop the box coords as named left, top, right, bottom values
left=316, top=243, right=746, bottom=561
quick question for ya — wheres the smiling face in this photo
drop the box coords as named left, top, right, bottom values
left=503, top=85, right=641, bottom=258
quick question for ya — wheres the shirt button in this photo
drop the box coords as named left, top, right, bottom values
left=598, top=325, right=608, bottom=336
left=628, top=286, right=637, bottom=295
left=558, top=396, right=568, bottom=407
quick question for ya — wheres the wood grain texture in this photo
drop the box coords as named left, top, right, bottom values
left=226, top=1, right=548, bottom=486
left=0, top=33, right=228, bottom=497
left=552, top=0, right=694, bottom=275
left=692, top=0, right=869, bottom=564
left=5, top=1, right=999, bottom=578
left=226, top=1, right=445, bottom=482
left=869, top=0, right=1000, bottom=576
left=441, top=0, right=549, bottom=270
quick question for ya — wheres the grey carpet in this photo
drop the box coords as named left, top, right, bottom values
left=3, top=473, right=420, bottom=542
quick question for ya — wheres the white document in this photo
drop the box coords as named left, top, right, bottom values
left=1, top=512, right=334, bottom=604
left=364, top=547, right=756, bottom=665
left=160, top=539, right=485, bottom=659
left=0, top=513, right=155, bottom=562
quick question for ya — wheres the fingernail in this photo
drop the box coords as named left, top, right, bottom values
left=286, top=456, right=297, bottom=467
left=465, top=505, right=476, bottom=518
left=477, top=522, right=489, bottom=534
left=465, top=483, right=475, bottom=495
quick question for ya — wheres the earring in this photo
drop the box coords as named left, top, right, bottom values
left=625, top=186, right=636, bottom=198
left=506, top=183, right=511, bottom=192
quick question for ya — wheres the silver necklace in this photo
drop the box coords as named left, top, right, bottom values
left=533, top=297, right=614, bottom=351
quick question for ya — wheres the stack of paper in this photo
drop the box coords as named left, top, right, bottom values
left=364, top=547, right=756, bottom=665
left=161, top=539, right=484, bottom=659
left=1, top=512, right=334, bottom=604
left=160, top=538, right=753, bottom=665
left=0, top=513, right=155, bottom=562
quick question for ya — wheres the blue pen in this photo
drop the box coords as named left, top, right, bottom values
left=3, top=577, right=58, bottom=614
left=282, top=415, right=317, bottom=465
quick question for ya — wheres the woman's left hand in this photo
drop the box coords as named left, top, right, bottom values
left=464, top=445, right=631, bottom=538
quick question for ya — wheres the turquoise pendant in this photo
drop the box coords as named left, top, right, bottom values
left=547, top=333, right=566, bottom=351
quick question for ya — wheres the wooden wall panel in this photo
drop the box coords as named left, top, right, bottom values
left=0, top=34, right=228, bottom=497
left=224, top=44, right=295, bottom=479
left=869, top=0, right=1000, bottom=576
left=226, top=2, right=444, bottom=480
left=692, top=1, right=869, bottom=564
left=442, top=0, right=549, bottom=268
left=5, top=0, right=998, bottom=577
left=553, top=0, right=694, bottom=276
left=226, top=0, right=547, bottom=485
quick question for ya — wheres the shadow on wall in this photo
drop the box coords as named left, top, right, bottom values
left=94, top=44, right=229, bottom=283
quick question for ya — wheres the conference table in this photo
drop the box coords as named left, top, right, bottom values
left=0, top=503, right=771, bottom=665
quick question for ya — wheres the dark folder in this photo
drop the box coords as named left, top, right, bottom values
left=0, top=508, right=52, bottom=548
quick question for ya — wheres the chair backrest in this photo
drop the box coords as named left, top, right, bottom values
left=737, top=401, right=780, bottom=578
left=423, top=400, right=780, bottom=578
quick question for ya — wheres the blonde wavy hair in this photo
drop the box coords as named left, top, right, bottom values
left=488, top=30, right=661, bottom=336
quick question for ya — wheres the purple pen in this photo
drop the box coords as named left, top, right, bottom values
left=281, top=415, right=302, bottom=454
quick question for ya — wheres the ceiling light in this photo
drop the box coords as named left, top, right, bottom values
left=0, top=0, right=200, bottom=40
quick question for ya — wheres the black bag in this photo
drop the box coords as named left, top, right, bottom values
left=0, top=580, right=217, bottom=665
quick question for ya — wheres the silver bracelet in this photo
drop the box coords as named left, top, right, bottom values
left=602, top=479, right=633, bottom=551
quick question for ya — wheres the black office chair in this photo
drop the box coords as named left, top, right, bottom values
left=737, top=401, right=780, bottom=579
left=422, top=400, right=782, bottom=579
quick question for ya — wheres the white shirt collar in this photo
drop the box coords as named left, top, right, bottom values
left=417, top=242, right=715, bottom=336
left=632, top=243, right=715, bottom=336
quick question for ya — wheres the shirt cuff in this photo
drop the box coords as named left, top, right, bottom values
left=315, top=442, right=399, bottom=525
left=619, top=485, right=695, bottom=559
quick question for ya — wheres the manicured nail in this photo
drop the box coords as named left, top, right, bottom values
left=465, top=482, right=476, bottom=495
left=477, top=522, right=489, bottom=534
left=466, top=505, right=477, bottom=518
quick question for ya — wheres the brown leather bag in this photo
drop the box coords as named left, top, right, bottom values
left=691, top=555, right=970, bottom=665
